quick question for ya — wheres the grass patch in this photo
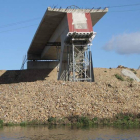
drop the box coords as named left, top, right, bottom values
left=77, top=116, right=91, bottom=126
left=5, top=122, right=16, bottom=126
left=75, top=113, right=140, bottom=127
left=48, top=117, right=56, bottom=124
left=129, top=78, right=134, bottom=82
left=127, top=77, right=134, bottom=83
left=113, top=113, right=140, bottom=126
left=92, top=117, right=98, bottom=124
left=0, top=113, right=139, bottom=127
left=0, top=120, right=3, bottom=127
left=27, top=120, right=43, bottom=125
left=115, top=74, right=124, bottom=81
left=20, top=121, right=27, bottom=126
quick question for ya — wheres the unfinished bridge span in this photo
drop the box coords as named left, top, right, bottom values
left=27, top=6, right=108, bottom=82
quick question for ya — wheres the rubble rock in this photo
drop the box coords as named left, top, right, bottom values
left=122, top=69, right=140, bottom=82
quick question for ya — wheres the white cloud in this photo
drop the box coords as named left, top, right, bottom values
left=103, top=32, right=140, bottom=54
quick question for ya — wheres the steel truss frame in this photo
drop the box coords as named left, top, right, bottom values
left=67, top=43, right=92, bottom=82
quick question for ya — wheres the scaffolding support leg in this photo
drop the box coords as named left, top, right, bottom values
left=89, top=51, right=94, bottom=82
left=72, top=44, right=75, bottom=81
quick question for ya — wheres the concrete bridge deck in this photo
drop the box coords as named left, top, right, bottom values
left=27, top=7, right=108, bottom=61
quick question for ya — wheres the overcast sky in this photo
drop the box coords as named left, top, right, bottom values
left=0, top=0, right=140, bottom=70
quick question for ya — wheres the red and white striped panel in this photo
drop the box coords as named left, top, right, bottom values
left=67, top=12, right=93, bottom=33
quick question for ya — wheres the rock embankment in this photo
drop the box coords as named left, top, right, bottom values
left=0, top=68, right=140, bottom=123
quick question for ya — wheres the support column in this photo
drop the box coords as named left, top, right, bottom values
left=57, top=29, right=68, bottom=80
left=58, top=38, right=65, bottom=80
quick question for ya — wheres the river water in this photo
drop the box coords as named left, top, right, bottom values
left=0, top=125, right=140, bottom=140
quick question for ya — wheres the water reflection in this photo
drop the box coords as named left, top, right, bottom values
left=0, top=125, right=140, bottom=140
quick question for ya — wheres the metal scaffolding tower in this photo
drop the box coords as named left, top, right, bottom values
left=68, top=44, right=92, bottom=81
left=60, top=32, right=95, bottom=82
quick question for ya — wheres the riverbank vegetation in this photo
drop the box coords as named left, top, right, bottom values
left=0, top=113, right=140, bottom=128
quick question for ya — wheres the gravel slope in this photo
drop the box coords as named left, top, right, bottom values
left=0, top=68, right=140, bottom=123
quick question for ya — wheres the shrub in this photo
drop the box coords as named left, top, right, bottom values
left=115, top=74, right=124, bottom=81
left=134, top=71, right=137, bottom=74
left=130, top=68, right=135, bottom=71
left=130, top=69, right=137, bottom=74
